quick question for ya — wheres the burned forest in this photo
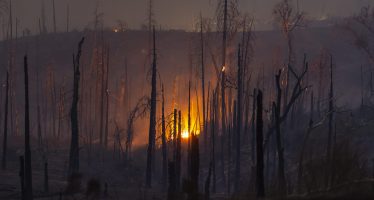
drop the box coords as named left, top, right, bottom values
left=2, top=0, right=374, bottom=199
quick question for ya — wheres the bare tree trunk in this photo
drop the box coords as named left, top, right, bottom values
left=146, top=27, right=157, bottom=188
left=256, top=90, right=265, bottom=198
left=297, top=92, right=313, bottom=193
left=220, top=0, right=228, bottom=189
left=161, top=84, right=167, bottom=187
left=24, top=55, right=33, bottom=200
left=200, top=14, right=207, bottom=150
left=326, top=55, right=334, bottom=188
left=19, top=156, right=25, bottom=200
left=275, top=70, right=286, bottom=196
left=104, top=47, right=110, bottom=149
left=68, top=38, right=84, bottom=175
left=234, top=45, right=242, bottom=192
left=66, top=4, right=69, bottom=32
left=211, top=91, right=217, bottom=193
left=1, top=71, right=9, bottom=170
left=188, top=133, right=200, bottom=200
left=52, top=0, right=56, bottom=33
left=176, top=110, right=182, bottom=191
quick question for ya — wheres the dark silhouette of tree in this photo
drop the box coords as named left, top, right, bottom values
left=1, top=71, right=9, bottom=170
left=188, top=133, right=200, bottom=200
left=161, top=84, right=168, bottom=186
left=68, top=37, right=84, bottom=175
left=256, top=90, right=265, bottom=198
left=146, top=26, right=157, bottom=188
left=24, top=55, right=33, bottom=200
left=234, top=45, right=243, bottom=192
left=19, top=156, right=25, bottom=200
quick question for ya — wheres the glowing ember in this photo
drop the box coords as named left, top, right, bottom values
left=222, top=66, right=226, bottom=72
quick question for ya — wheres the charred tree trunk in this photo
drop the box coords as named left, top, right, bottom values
left=104, top=47, right=110, bottom=149
left=220, top=0, right=228, bottom=188
left=326, top=55, right=334, bottom=188
left=234, top=45, right=242, bottom=192
left=1, top=71, right=9, bottom=170
left=212, top=91, right=217, bottom=193
left=256, top=90, right=265, bottom=198
left=161, top=84, right=167, bottom=186
left=52, top=0, right=56, bottom=33
left=200, top=13, right=207, bottom=151
left=68, top=38, right=84, bottom=175
left=275, top=70, right=286, bottom=196
left=146, top=27, right=157, bottom=188
left=297, top=92, right=314, bottom=193
left=176, top=110, right=182, bottom=191
left=19, top=156, right=25, bottom=200
left=24, top=55, right=33, bottom=200
left=188, top=134, right=200, bottom=200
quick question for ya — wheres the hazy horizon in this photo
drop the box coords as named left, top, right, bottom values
left=6, top=0, right=373, bottom=35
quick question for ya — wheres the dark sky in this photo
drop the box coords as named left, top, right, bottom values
left=10, top=0, right=373, bottom=33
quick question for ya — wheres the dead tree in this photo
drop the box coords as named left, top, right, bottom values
left=200, top=14, right=207, bottom=150
left=188, top=133, right=200, bottom=200
left=19, top=156, right=25, bottom=200
left=68, top=37, right=84, bottom=175
left=146, top=26, right=157, bottom=188
left=270, top=63, right=309, bottom=195
left=234, top=45, right=242, bottom=192
left=24, top=55, right=33, bottom=200
left=52, top=0, right=56, bottom=33
left=1, top=71, right=9, bottom=170
left=274, top=70, right=286, bottom=196
left=220, top=0, right=228, bottom=189
left=161, top=84, right=167, bottom=186
left=326, top=55, right=334, bottom=188
left=273, top=0, right=305, bottom=112
left=104, top=47, right=110, bottom=149
left=125, top=96, right=149, bottom=162
left=176, top=110, right=182, bottom=191
left=256, top=90, right=265, bottom=198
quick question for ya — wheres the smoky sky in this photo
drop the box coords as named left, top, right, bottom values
left=9, top=0, right=374, bottom=33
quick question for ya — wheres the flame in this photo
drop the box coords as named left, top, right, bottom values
left=182, top=130, right=189, bottom=139
left=222, top=66, right=226, bottom=72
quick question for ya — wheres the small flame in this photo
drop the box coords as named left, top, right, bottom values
left=222, top=66, right=226, bottom=72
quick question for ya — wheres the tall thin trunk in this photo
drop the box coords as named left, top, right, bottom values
left=104, top=47, right=110, bottom=149
left=24, top=55, right=33, bottom=200
left=211, top=90, right=217, bottom=193
left=19, top=156, right=25, bottom=200
left=146, top=27, right=157, bottom=188
left=161, top=84, right=167, bottom=186
left=66, top=4, right=69, bottom=32
left=99, top=46, right=105, bottom=146
left=256, top=90, right=265, bottom=198
left=275, top=70, right=286, bottom=195
left=68, top=38, right=84, bottom=175
left=200, top=14, right=206, bottom=149
left=1, top=71, right=9, bottom=170
left=234, top=45, right=242, bottom=192
left=52, top=0, right=56, bottom=33
left=220, top=0, right=228, bottom=188
left=326, top=55, right=334, bottom=188
left=176, top=110, right=182, bottom=191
